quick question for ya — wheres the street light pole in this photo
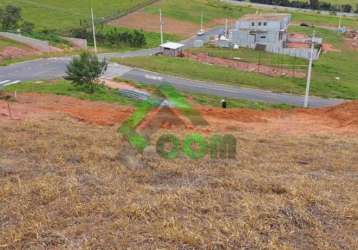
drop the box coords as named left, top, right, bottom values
left=304, top=30, right=315, bottom=108
left=91, top=7, right=97, bottom=54
left=160, top=8, right=164, bottom=45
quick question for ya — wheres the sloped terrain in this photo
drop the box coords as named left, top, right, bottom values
left=0, top=93, right=357, bottom=248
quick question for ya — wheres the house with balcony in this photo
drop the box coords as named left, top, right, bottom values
left=230, top=13, right=291, bottom=50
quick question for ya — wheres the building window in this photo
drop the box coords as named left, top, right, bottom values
left=264, top=22, right=267, bottom=26
left=279, top=31, right=283, bottom=41
left=261, top=36, right=266, bottom=39
left=251, top=22, right=255, bottom=26
left=258, top=22, right=262, bottom=26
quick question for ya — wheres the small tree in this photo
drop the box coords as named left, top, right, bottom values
left=21, top=21, right=34, bottom=33
left=65, top=51, right=108, bottom=93
left=309, top=0, right=320, bottom=10
left=0, top=5, right=22, bottom=31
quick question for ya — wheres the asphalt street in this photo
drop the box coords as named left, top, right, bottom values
left=0, top=27, right=344, bottom=107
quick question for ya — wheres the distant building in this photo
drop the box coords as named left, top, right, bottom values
left=230, top=14, right=291, bottom=51
left=160, top=42, right=185, bottom=57
left=216, top=13, right=322, bottom=60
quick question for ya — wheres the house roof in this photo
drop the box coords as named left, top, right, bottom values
left=160, top=42, right=185, bottom=50
left=239, top=13, right=291, bottom=22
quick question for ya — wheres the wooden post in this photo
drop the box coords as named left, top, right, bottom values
left=7, top=102, right=13, bottom=119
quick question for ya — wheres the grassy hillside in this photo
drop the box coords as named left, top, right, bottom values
left=144, top=0, right=256, bottom=24
left=299, top=0, right=357, bottom=5
left=0, top=0, right=153, bottom=30
left=0, top=91, right=357, bottom=248
left=144, top=0, right=358, bottom=28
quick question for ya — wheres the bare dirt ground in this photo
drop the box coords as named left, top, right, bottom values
left=0, top=93, right=133, bottom=126
left=288, top=32, right=339, bottom=52
left=1, top=93, right=358, bottom=135
left=345, top=31, right=358, bottom=51
left=0, top=46, right=41, bottom=62
left=196, top=101, right=358, bottom=136
left=184, top=51, right=306, bottom=78
left=109, top=11, right=231, bottom=37
left=109, top=11, right=199, bottom=37
left=0, top=93, right=357, bottom=248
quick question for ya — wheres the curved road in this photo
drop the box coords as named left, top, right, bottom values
left=0, top=28, right=344, bottom=107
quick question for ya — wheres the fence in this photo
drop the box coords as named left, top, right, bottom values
left=266, top=47, right=320, bottom=60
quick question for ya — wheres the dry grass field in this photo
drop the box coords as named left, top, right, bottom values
left=0, top=93, right=357, bottom=249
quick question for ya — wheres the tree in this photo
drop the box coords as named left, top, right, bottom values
left=341, top=4, right=352, bottom=13
left=0, top=5, right=22, bottom=31
left=309, top=0, right=320, bottom=10
left=65, top=51, right=108, bottom=93
left=21, top=21, right=34, bottom=33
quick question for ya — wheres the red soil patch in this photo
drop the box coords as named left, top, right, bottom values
left=344, top=31, right=358, bottom=51
left=344, top=38, right=358, bottom=51
left=194, top=101, right=358, bottom=135
left=109, top=10, right=229, bottom=38
left=288, top=33, right=306, bottom=39
left=321, top=43, right=340, bottom=52
left=0, top=93, right=133, bottom=126
left=1, top=92, right=357, bottom=136
left=184, top=51, right=306, bottom=78
left=287, top=42, right=310, bottom=49
left=0, top=46, right=40, bottom=61
left=137, top=106, right=191, bottom=136
left=109, top=11, right=200, bottom=37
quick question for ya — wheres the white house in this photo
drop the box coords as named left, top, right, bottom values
left=230, top=13, right=291, bottom=50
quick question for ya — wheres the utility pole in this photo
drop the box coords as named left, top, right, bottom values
left=304, top=30, right=315, bottom=108
left=160, top=8, right=164, bottom=44
left=338, top=6, right=342, bottom=29
left=338, top=15, right=342, bottom=29
left=225, top=18, right=228, bottom=37
left=91, top=7, right=97, bottom=53
left=201, top=12, right=204, bottom=33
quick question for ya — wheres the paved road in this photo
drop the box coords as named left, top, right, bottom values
left=0, top=27, right=344, bottom=107
left=118, top=68, right=343, bottom=108
left=223, top=0, right=358, bottom=18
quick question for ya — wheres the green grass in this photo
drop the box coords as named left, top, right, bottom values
left=0, top=38, right=28, bottom=50
left=4, top=80, right=139, bottom=106
left=115, top=55, right=306, bottom=94
left=289, top=11, right=358, bottom=28
left=145, top=0, right=358, bottom=29
left=188, top=46, right=308, bottom=70
left=188, top=91, right=294, bottom=110
left=144, top=0, right=256, bottom=24
left=115, top=24, right=358, bottom=100
left=99, top=25, right=182, bottom=49
left=298, top=0, right=357, bottom=5
left=0, top=0, right=152, bottom=31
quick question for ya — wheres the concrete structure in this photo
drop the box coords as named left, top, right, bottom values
left=62, top=37, right=87, bottom=49
left=160, top=42, right=184, bottom=57
left=217, top=13, right=321, bottom=60
left=230, top=14, right=291, bottom=50
left=0, top=32, right=61, bottom=52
